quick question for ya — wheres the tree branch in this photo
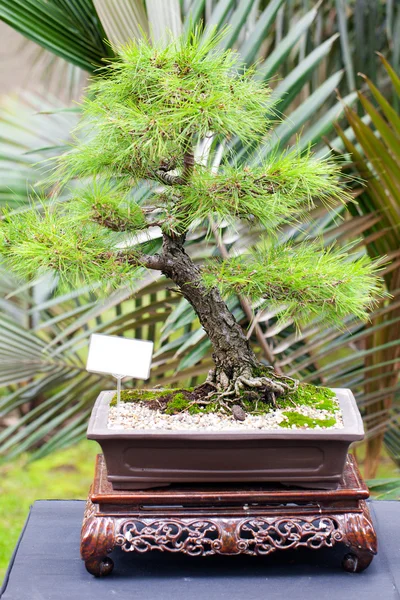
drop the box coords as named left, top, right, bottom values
left=139, top=254, right=165, bottom=270
left=91, top=212, right=165, bottom=232
left=91, top=214, right=133, bottom=232
left=182, top=147, right=195, bottom=182
left=152, top=138, right=194, bottom=186
left=160, top=234, right=258, bottom=374
left=115, top=251, right=164, bottom=271
left=154, top=170, right=184, bottom=186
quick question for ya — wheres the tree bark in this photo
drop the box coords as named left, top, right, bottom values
left=160, top=234, right=258, bottom=377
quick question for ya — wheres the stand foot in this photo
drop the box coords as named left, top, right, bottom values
left=342, top=551, right=374, bottom=573
left=339, top=499, right=377, bottom=572
left=80, top=495, right=116, bottom=577
left=85, top=556, right=114, bottom=577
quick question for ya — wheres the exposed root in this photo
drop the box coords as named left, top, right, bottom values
left=205, top=370, right=218, bottom=388
left=202, top=364, right=299, bottom=414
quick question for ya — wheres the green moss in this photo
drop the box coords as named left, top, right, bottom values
left=165, top=394, right=221, bottom=415
left=165, top=393, right=190, bottom=415
left=187, top=401, right=220, bottom=415
left=110, top=388, right=179, bottom=407
left=277, top=384, right=338, bottom=412
left=252, top=365, right=274, bottom=378
left=240, top=397, right=271, bottom=415
left=279, top=411, right=337, bottom=429
left=236, top=383, right=338, bottom=416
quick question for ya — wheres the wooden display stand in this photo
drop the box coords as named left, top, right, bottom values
left=81, top=454, right=377, bottom=577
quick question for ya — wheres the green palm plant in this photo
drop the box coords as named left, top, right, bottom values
left=334, top=54, right=400, bottom=478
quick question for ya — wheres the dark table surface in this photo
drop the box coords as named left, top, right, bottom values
left=1, top=500, right=399, bottom=600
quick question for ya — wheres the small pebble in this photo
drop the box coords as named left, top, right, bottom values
left=232, top=405, right=246, bottom=421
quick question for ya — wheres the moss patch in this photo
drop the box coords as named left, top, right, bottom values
left=111, top=386, right=213, bottom=415
left=110, top=388, right=191, bottom=411
left=278, top=384, right=338, bottom=412
left=165, top=393, right=190, bottom=415
left=279, top=411, right=337, bottom=429
left=110, top=388, right=177, bottom=407
left=226, top=383, right=338, bottom=416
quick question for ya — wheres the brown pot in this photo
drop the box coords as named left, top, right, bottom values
left=87, top=388, right=364, bottom=490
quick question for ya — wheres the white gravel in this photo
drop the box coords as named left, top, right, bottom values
left=108, top=400, right=344, bottom=432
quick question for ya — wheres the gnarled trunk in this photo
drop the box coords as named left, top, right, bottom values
left=161, top=234, right=257, bottom=379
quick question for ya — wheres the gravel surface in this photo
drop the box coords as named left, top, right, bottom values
left=108, top=401, right=344, bottom=431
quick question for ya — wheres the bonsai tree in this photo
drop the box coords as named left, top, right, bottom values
left=0, top=31, right=383, bottom=410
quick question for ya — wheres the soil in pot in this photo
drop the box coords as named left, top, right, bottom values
left=108, top=382, right=344, bottom=432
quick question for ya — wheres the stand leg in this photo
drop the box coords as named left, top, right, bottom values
left=339, top=500, right=377, bottom=573
left=85, top=556, right=114, bottom=577
left=81, top=497, right=116, bottom=577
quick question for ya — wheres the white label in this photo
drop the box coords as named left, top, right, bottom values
left=86, top=333, right=153, bottom=380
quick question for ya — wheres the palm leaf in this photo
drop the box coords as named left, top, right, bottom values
left=332, top=57, right=400, bottom=477
left=367, top=477, right=400, bottom=500
left=0, top=0, right=113, bottom=72
left=93, top=0, right=149, bottom=44
left=146, top=0, right=182, bottom=42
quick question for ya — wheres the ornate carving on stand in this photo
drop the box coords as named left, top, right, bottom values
left=115, top=519, right=223, bottom=555
left=237, top=516, right=343, bottom=555
left=80, top=454, right=377, bottom=576
left=111, top=516, right=344, bottom=557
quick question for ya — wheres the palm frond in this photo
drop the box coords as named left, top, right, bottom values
left=327, top=57, right=400, bottom=476
left=0, top=0, right=113, bottom=72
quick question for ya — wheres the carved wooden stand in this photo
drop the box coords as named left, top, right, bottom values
left=81, top=454, right=377, bottom=577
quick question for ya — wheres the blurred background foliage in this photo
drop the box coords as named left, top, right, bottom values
left=0, top=3, right=399, bottom=562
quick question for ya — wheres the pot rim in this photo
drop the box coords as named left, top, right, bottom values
left=87, top=387, right=364, bottom=442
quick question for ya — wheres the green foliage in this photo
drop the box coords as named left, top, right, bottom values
left=367, top=477, right=400, bottom=500
left=57, top=29, right=274, bottom=184
left=0, top=200, right=140, bottom=290
left=166, top=149, right=352, bottom=231
left=69, top=180, right=146, bottom=232
left=0, top=30, right=385, bottom=331
left=0, top=0, right=113, bottom=72
left=279, top=411, right=337, bottom=429
left=203, top=240, right=385, bottom=328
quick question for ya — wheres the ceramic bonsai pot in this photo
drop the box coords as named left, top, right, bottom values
left=87, top=388, right=364, bottom=491
left=87, top=388, right=363, bottom=490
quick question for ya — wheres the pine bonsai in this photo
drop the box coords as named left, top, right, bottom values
left=0, top=31, right=384, bottom=413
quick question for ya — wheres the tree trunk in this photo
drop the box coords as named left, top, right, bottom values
left=161, top=234, right=257, bottom=378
